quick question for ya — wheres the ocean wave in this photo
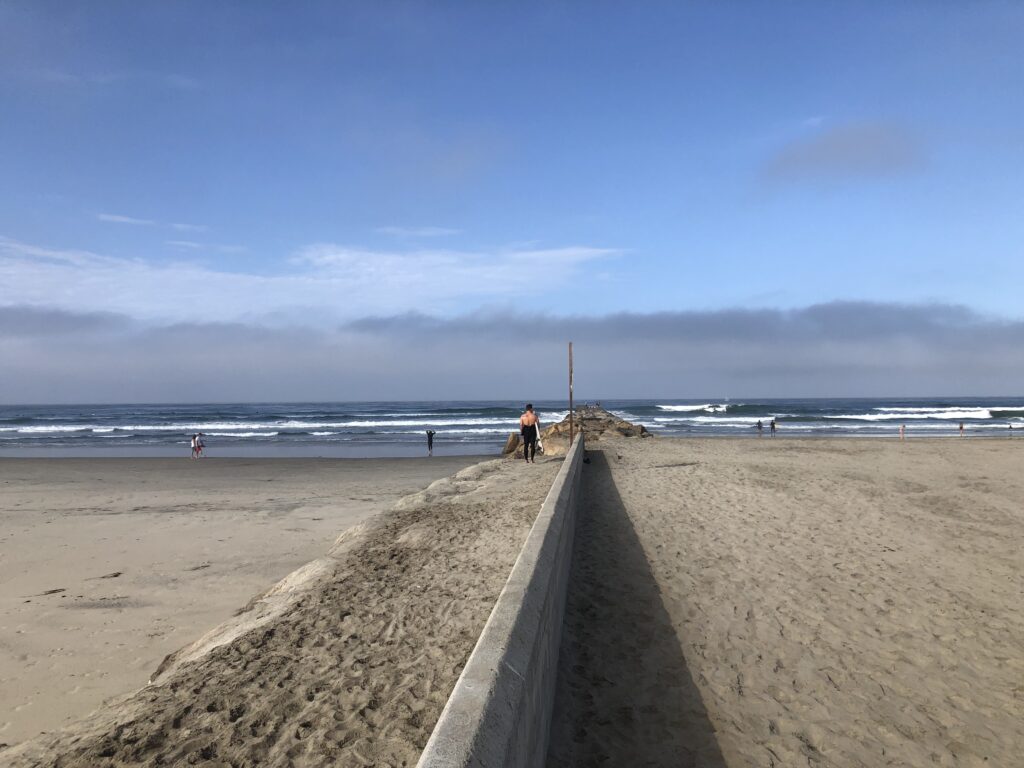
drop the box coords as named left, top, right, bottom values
left=657, top=404, right=730, bottom=413
left=396, top=427, right=511, bottom=435
left=833, top=409, right=993, bottom=421
left=205, top=432, right=280, bottom=438
left=654, top=415, right=783, bottom=425
left=1, top=417, right=530, bottom=434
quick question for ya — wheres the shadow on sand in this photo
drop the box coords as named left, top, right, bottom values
left=546, top=450, right=728, bottom=768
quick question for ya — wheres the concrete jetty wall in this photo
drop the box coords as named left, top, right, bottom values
left=416, top=434, right=585, bottom=768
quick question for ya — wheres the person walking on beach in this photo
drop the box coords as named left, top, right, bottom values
left=756, top=420, right=763, bottom=437
left=899, top=424, right=905, bottom=441
left=190, top=433, right=199, bottom=459
left=770, top=418, right=777, bottom=437
left=959, top=422, right=965, bottom=438
left=520, top=404, right=540, bottom=463
left=426, top=429, right=436, bottom=456
left=195, top=433, right=205, bottom=458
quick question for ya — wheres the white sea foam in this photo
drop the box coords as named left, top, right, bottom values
left=656, top=404, right=730, bottom=413
left=6, top=417, right=526, bottom=434
left=396, top=428, right=510, bottom=435
left=874, top=406, right=1024, bottom=413
left=206, top=432, right=279, bottom=437
left=833, top=409, right=993, bottom=421
left=654, top=416, right=778, bottom=425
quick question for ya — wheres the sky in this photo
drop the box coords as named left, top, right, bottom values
left=2, top=2, right=1023, bottom=402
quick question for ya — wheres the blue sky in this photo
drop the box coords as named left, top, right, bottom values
left=2, top=2, right=1024, bottom=400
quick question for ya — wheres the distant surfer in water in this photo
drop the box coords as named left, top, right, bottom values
left=520, top=404, right=540, bottom=463
left=426, top=429, right=436, bottom=456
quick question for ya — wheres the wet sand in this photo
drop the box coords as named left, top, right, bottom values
left=0, top=456, right=483, bottom=748
left=549, top=437, right=1024, bottom=767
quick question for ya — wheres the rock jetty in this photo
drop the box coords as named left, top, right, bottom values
left=503, top=405, right=651, bottom=459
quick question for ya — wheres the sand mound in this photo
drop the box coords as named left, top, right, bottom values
left=3, top=457, right=559, bottom=768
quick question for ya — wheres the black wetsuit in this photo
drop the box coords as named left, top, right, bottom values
left=426, top=431, right=435, bottom=452
left=521, top=423, right=537, bottom=461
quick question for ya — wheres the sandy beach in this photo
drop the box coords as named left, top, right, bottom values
left=0, top=456, right=485, bottom=750
left=548, top=437, right=1024, bottom=767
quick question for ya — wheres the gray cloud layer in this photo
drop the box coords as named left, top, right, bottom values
left=763, top=122, right=925, bottom=182
left=2, top=302, right=1021, bottom=403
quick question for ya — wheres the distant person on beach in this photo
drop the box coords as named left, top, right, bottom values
left=770, top=418, right=777, bottom=437
left=190, top=434, right=198, bottom=459
left=196, top=433, right=205, bottom=458
left=899, top=424, right=905, bottom=441
left=959, top=422, right=965, bottom=438
left=756, top=420, right=763, bottom=437
left=426, top=430, right=436, bottom=456
left=520, top=404, right=540, bottom=463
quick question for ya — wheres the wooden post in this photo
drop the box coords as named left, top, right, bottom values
left=568, top=342, right=574, bottom=444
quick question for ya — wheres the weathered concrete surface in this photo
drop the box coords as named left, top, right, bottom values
left=416, top=435, right=585, bottom=768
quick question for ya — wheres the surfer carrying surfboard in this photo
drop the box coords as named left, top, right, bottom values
left=520, top=404, right=540, bottom=463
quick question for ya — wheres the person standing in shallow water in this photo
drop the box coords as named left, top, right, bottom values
left=770, top=418, right=777, bottom=437
left=756, top=420, right=763, bottom=437
left=426, top=430, right=436, bottom=456
left=520, top=404, right=540, bottom=463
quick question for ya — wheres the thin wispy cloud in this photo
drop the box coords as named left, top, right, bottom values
left=763, top=121, right=925, bottom=183
left=0, top=236, right=617, bottom=323
left=98, top=213, right=208, bottom=232
left=165, top=240, right=246, bottom=254
left=97, top=213, right=156, bottom=226
left=376, top=226, right=462, bottom=238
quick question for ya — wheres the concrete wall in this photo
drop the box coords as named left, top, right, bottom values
left=416, top=434, right=585, bottom=768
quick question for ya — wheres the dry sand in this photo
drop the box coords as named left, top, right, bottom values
left=549, top=437, right=1024, bottom=768
left=1, top=454, right=558, bottom=767
left=0, top=456, right=486, bottom=753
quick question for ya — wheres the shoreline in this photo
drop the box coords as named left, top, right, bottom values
left=2, top=432, right=1020, bottom=461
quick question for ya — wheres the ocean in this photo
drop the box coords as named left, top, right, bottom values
left=1, top=398, right=1023, bottom=457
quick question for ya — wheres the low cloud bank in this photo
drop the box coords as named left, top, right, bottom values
left=1, top=302, right=1022, bottom=403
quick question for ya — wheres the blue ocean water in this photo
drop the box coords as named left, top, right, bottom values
left=0, top=398, right=1022, bottom=457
